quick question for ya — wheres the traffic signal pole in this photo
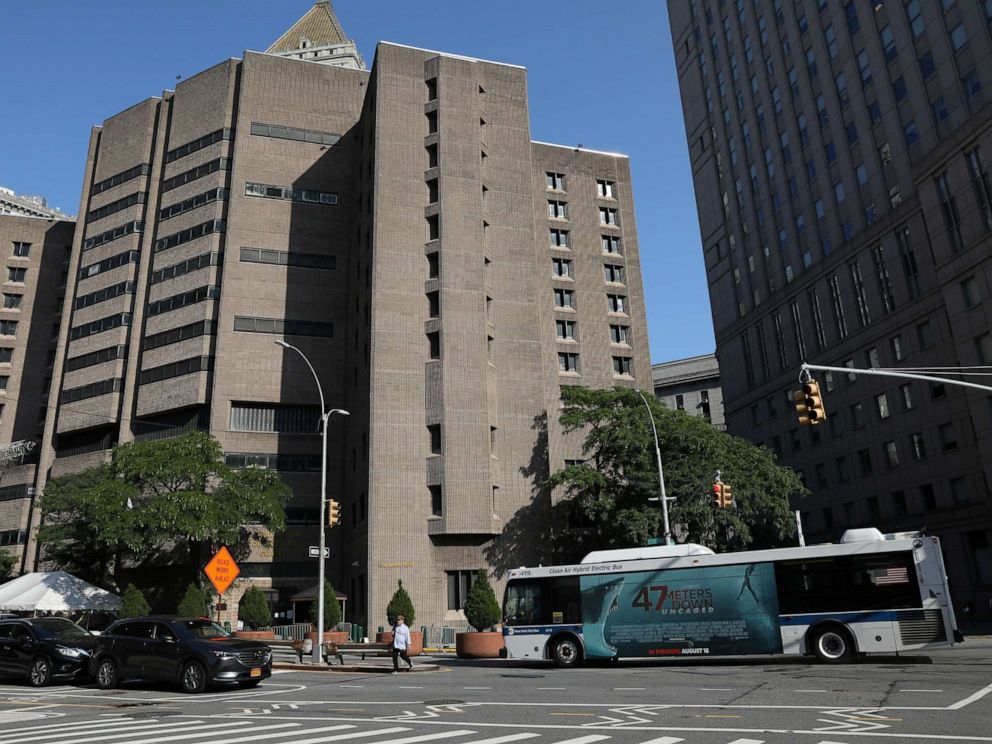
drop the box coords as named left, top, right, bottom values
left=801, top=362, right=992, bottom=394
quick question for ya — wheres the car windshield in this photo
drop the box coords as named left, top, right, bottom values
left=32, top=619, right=91, bottom=641
left=179, top=620, right=231, bottom=639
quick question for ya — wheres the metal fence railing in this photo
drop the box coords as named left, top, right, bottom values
left=422, top=625, right=473, bottom=648
left=263, top=623, right=314, bottom=641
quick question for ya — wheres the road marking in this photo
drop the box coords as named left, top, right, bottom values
left=546, top=736, right=610, bottom=744
left=398, top=687, right=423, bottom=690
left=0, top=717, right=138, bottom=736
left=704, top=715, right=742, bottom=719
left=614, top=687, right=645, bottom=691
left=550, top=712, right=595, bottom=717
left=341, top=685, right=365, bottom=689
left=900, top=689, right=942, bottom=693
left=463, top=687, right=492, bottom=690
left=949, top=682, right=992, bottom=710
left=538, top=687, right=566, bottom=690
left=724, top=739, right=765, bottom=744
left=635, top=739, right=685, bottom=744
left=0, top=718, right=261, bottom=744
left=346, top=731, right=474, bottom=744
left=700, top=688, right=734, bottom=691
left=202, top=724, right=401, bottom=744
left=796, top=689, right=828, bottom=693
left=457, top=735, right=539, bottom=744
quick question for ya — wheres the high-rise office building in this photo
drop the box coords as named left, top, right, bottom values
left=668, top=1, right=992, bottom=605
left=0, top=212, right=73, bottom=570
left=652, top=354, right=724, bottom=430
left=24, top=2, right=651, bottom=627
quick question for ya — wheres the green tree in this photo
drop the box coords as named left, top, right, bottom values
left=307, top=580, right=342, bottom=630
left=547, top=386, right=805, bottom=561
left=38, top=432, right=291, bottom=589
left=386, top=579, right=415, bottom=627
left=119, top=583, right=150, bottom=617
left=0, top=551, right=16, bottom=581
left=463, top=570, right=501, bottom=632
left=238, top=586, right=272, bottom=630
left=177, top=583, right=208, bottom=617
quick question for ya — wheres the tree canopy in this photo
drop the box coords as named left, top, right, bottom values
left=39, top=431, right=292, bottom=591
left=308, top=580, right=342, bottom=630
left=547, top=386, right=806, bottom=562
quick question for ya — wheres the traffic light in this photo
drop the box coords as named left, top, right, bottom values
left=712, top=482, right=733, bottom=508
left=327, top=499, right=341, bottom=527
left=794, top=379, right=827, bottom=425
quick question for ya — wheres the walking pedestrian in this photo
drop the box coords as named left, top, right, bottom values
left=391, top=614, right=413, bottom=674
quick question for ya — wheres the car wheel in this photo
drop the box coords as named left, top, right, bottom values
left=550, top=636, right=581, bottom=668
left=28, top=657, right=52, bottom=687
left=810, top=626, right=854, bottom=664
left=180, top=660, right=207, bottom=693
left=95, top=658, right=118, bottom=689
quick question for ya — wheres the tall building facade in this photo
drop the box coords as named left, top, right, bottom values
left=25, top=3, right=651, bottom=627
left=668, top=1, right=992, bottom=607
left=0, top=213, right=73, bottom=570
left=652, top=354, right=725, bottom=429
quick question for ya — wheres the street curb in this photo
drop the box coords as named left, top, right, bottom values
left=273, top=662, right=442, bottom=673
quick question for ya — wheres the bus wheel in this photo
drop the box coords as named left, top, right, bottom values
left=810, top=626, right=854, bottom=664
left=551, top=636, right=581, bottom=668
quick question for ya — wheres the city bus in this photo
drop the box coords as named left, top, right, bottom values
left=501, top=528, right=961, bottom=666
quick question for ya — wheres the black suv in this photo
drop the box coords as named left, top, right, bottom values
left=89, top=617, right=272, bottom=693
left=0, top=617, right=96, bottom=686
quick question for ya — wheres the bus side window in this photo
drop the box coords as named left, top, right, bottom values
left=551, top=576, right=581, bottom=624
left=505, top=580, right=545, bottom=625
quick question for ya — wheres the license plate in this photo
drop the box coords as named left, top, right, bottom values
left=250, top=668, right=261, bottom=678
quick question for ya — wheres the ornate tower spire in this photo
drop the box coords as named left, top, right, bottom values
left=267, top=1, right=365, bottom=70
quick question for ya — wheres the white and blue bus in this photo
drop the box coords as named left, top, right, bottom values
left=501, top=528, right=961, bottom=666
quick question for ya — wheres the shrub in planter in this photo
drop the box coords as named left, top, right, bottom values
left=119, top=583, right=150, bottom=618
left=238, top=586, right=271, bottom=630
left=307, top=580, right=342, bottom=630
left=456, top=570, right=505, bottom=658
left=386, top=579, right=415, bottom=626
left=177, top=583, right=208, bottom=617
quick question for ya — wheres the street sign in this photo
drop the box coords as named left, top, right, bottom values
left=204, top=546, right=240, bottom=595
left=309, top=546, right=330, bottom=558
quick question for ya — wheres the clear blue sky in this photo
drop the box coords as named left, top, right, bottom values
left=0, top=0, right=715, bottom=363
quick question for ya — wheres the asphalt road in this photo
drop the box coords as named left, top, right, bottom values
left=0, top=640, right=989, bottom=744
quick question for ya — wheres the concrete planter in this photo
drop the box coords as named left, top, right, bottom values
left=455, top=631, right=504, bottom=658
left=376, top=630, right=423, bottom=656
left=307, top=630, right=350, bottom=646
left=233, top=630, right=275, bottom=641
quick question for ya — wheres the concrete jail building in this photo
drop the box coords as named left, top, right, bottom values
left=19, top=2, right=651, bottom=628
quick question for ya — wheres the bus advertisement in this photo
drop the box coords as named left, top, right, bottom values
left=502, top=528, right=961, bottom=666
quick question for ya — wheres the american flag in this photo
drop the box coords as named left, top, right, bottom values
left=872, top=566, right=909, bottom=585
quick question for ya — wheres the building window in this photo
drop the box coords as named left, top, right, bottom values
left=961, top=276, right=980, bottom=308
left=599, top=208, right=619, bottom=226
left=936, top=173, right=964, bottom=252
left=607, top=294, right=627, bottom=313
left=558, top=352, right=579, bottom=373
left=905, top=0, right=924, bottom=37
left=917, top=319, right=935, bottom=349
left=446, top=570, right=475, bottom=611
left=430, top=485, right=442, bottom=516
left=900, top=383, right=915, bottom=410
left=896, top=227, right=920, bottom=299
left=552, top=258, right=572, bottom=278
left=597, top=180, right=615, bottom=199
left=962, top=70, right=982, bottom=101
left=0, top=348, right=11, bottom=364
left=603, top=264, right=625, bottom=283
left=428, top=424, right=441, bottom=455
left=609, top=325, right=628, bottom=344
left=828, top=274, right=848, bottom=339
left=11, top=242, right=30, bottom=257
left=548, top=201, right=568, bottom=219
left=904, top=120, right=919, bottom=146
left=940, top=423, right=958, bottom=453
left=966, top=147, right=992, bottom=231
left=859, top=449, right=873, bottom=476
left=547, top=172, right=565, bottom=191
left=885, top=441, right=899, bottom=467
left=675, top=394, right=685, bottom=411
left=550, top=229, right=570, bottom=248
left=880, top=24, right=897, bottom=61
left=556, top=320, right=577, bottom=340
left=790, top=301, right=806, bottom=360
left=2, top=294, right=21, bottom=310
left=976, top=332, right=992, bottom=365
left=427, top=331, right=440, bottom=359
left=909, top=432, right=927, bottom=461
left=554, top=288, right=574, bottom=309
left=0, top=320, right=18, bottom=336
left=850, top=402, right=866, bottom=429
left=6, top=268, right=26, bottom=283
left=773, top=312, right=788, bottom=370
left=848, top=261, right=870, bottom=328
left=602, top=236, right=621, bottom=254
left=950, top=24, right=967, bottom=51
left=875, top=393, right=890, bottom=419
left=612, top=356, right=632, bottom=376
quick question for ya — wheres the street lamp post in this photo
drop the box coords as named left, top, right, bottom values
left=275, top=339, right=349, bottom=664
left=636, top=391, right=673, bottom=546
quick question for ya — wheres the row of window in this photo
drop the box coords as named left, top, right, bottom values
left=64, top=345, right=126, bottom=373
left=546, top=172, right=617, bottom=199
left=229, top=402, right=321, bottom=434
left=808, top=480, right=968, bottom=536
left=551, top=257, right=626, bottom=284
left=143, top=319, right=214, bottom=351
left=224, top=452, right=321, bottom=471
left=159, top=187, right=228, bottom=222
left=547, top=200, right=620, bottom=227
left=154, top=219, right=226, bottom=253
left=249, top=121, right=341, bottom=147
left=553, top=288, right=628, bottom=314
left=244, top=182, right=338, bottom=206
left=557, top=352, right=633, bottom=376
left=160, top=157, right=229, bottom=194
left=0, top=530, right=26, bottom=546
left=60, top=376, right=122, bottom=404
left=151, top=251, right=221, bottom=285
left=554, top=319, right=630, bottom=345
left=550, top=230, right=623, bottom=255
left=138, top=355, right=213, bottom=385
left=232, top=315, right=334, bottom=337
left=79, top=249, right=139, bottom=281
left=165, top=128, right=233, bottom=164
left=0, top=484, right=28, bottom=502
left=88, top=191, right=146, bottom=223
left=74, top=280, right=135, bottom=310
left=147, top=285, right=219, bottom=317
left=240, top=247, right=337, bottom=271
left=69, top=312, right=131, bottom=341
left=90, top=163, right=150, bottom=196
left=83, top=220, right=143, bottom=251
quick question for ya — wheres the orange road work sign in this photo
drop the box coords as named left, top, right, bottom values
left=204, top=546, right=240, bottom=595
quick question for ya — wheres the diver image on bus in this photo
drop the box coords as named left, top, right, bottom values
left=502, top=529, right=959, bottom=667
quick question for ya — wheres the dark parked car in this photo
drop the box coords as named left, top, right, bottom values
left=89, top=616, right=272, bottom=693
left=0, top=617, right=96, bottom=686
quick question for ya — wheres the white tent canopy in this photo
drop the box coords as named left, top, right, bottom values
left=0, top=571, right=121, bottom=612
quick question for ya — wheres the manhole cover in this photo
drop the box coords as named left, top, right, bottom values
left=424, top=699, right=464, bottom=705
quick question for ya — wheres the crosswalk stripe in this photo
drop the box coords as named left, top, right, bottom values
left=634, top=738, right=685, bottom=744
left=354, top=731, right=477, bottom=744
left=547, top=737, right=611, bottom=744
left=724, top=739, right=765, bottom=744
left=0, top=717, right=138, bottom=737
left=5, top=719, right=259, bottom=744
left=457, top=735, right=540, bottom=744
left=208, top=724, right=406, bottom=744
left=111, top=722, right=308, bottom=744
